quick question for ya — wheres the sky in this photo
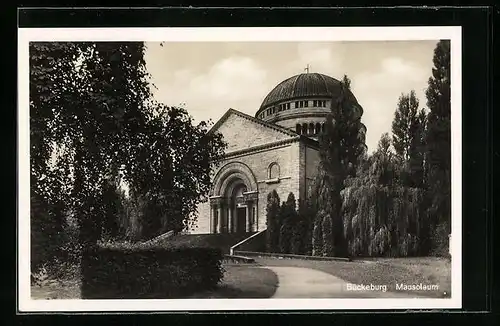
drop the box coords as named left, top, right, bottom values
left=143, top=40, right=438, bottom=153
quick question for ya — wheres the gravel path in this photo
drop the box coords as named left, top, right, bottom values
left=262, top=266, right=425, bottom=298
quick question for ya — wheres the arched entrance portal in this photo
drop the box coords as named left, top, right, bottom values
left=230, top=182, right=248, bottom=233
left=209, top=162, right=259, bottom=234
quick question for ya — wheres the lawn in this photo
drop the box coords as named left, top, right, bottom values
left=30, top=263, right=278, bottom=300
left=31, top=278, right=81, bottom=300
left=253, top=256, right=451, bottom=298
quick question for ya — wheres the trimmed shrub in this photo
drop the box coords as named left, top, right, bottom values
left=265, top=190, right=281, bottom=253
left=430, top=222, right=451, bottom=257
left=322, top=213, right=334, bottom=256
left=312, top=211, right=325, bottom=256
left=298, top=199, right=315, bottom=255
left=278, top=193, right=297, bottom=254
left=81, top=242, right=223, bottom=299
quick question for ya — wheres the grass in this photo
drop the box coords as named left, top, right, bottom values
left=31, top=262, right=278, bottom=300
left=253, top=256, right=451, bottom=298
left=31, top=278, right=81, bottom=300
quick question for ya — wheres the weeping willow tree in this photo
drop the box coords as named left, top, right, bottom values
left=341, top=133, right=426, bottom=257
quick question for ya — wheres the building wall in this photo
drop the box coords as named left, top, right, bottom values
left=191, top=141, right=302, bottom=234
left=193, top=198, right=212, bottom=234
left=216, top=113, right=291, bottom=152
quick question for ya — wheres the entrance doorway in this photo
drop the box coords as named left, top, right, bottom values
left=236, top=207, right=246, bottom=233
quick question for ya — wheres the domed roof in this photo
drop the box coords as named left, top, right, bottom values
left=259, top=72, right=351, bottom=110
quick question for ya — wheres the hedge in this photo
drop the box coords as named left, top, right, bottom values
left=81, top=243, right=224, bottom=299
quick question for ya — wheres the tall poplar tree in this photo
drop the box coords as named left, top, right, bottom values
left=391, top=90, right=427, bottom=187
left=424, top=40, right=451, bottom=252
left=312, top=74, right=366, bottom=257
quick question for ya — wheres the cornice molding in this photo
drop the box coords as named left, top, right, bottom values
left=209, top=108, right=297, bottom=138
left=221, top=136, right=300, bottom=160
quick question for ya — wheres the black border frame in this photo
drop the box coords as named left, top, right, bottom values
left=13, top=5, right=495, bottom=323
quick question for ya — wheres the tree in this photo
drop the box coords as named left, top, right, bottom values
left=266, top=190, right=281, bottom=252
left=30, top=42, right=156, bottom=255
left=371, top=132, right=397, bottom=186
left=322, top=213, right=334, bottom=256
left=99, top=173, right=127, bottom=241
left=313, top=74, right=366, bottom=257
left=278, top=193, right=297, bottom=254
left=392, top=91, right=419, bottom=162
left=122, top=190, right=147, bottom=242
left=312, top=210, right=325, bottom=256
left=341, top=74, right=352, bottom=90
left=409, top=109, right=428, bottom=188
left=290, top=211, right=305, bottom=255
left=341, top=132, right=428, bottom=257
left=296, top=198, right=315, bottom=255
left=425, top=39, right=451, bottom=254
left=391, top=91, right=427, bottom=187
left=125, top=104, right=226, bottom=237
left=30, top=42, right=226, bottom=274
left=30, top=43, right=84, bottom=273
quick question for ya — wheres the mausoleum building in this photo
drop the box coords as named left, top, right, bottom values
left=192, top=72, right=366, bottom=234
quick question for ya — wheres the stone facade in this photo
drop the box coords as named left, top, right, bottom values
left=189, top=72, right=364, bottom=235
left=215, top=112, right=291, bottom=152
left=191, top=109, right=320, bottom=234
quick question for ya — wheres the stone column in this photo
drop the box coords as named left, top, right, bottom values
left=245, top=202, right=251, bottom=232
left=253, top=202, right=258, bottom=232
left=217, top=203, right=223, bottom=234
left=243, top=192, right=259, bottom=232
left=227, top=199, right=233, bottom=233
left=210, top=204, right=215, bottom=233
left=233, top=205, right=238, bottom=232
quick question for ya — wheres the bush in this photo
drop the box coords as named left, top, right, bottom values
left=322, top=213, right=334, bottom=256
left=30, top=194, right=66, bottom=274
left=430, top=222, right=451, bottom=257
left=312, top=211, right=324, bottom=256
left=265, top=190, right=281, bottom=253
left=81, top=243, right=224, bottom=299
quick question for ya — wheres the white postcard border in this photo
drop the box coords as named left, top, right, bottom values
left=18, top=26, right=462, bottom=312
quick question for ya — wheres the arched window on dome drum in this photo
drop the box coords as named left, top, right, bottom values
left=296, top=124, right=302, bottom=134
left=302, top=123, right=308, bottom=135
left=315, top=123, right=321, bottom=134
left=268, top=162, right=280, bottom=179
left=309, top=123, right=315, bottom=135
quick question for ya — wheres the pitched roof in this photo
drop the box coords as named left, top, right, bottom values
left=209, top=108, right=299, bottom=137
